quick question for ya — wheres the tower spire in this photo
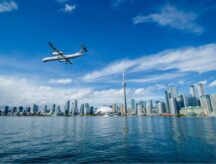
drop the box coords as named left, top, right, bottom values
left=122, top=69, right=127, bottom=116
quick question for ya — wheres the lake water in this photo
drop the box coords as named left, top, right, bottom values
left=0, top=116, right=216, bottom=163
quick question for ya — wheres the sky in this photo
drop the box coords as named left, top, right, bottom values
left=0, top=0, right=216, bottom=107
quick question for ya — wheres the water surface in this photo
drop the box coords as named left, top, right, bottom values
left=0, top=117, right=216, bottom=163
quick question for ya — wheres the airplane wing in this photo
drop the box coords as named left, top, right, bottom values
left=66, top=59, right=72, bottom=64
left=48, top=42, right=61, bottom=54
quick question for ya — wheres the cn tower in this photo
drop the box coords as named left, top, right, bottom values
left=122, top=71, right=127, bottom=116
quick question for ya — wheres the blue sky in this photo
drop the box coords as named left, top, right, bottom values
left=0, top=0, right=216, bottom=106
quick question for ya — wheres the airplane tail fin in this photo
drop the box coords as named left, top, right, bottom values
left=80, top=44, right=88, bottom=53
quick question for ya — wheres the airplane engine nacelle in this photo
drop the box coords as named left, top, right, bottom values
left=52, top=51, right=63, bottom=56
left=52, top=52, right=59, bottom=56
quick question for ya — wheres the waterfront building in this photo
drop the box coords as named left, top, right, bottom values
left=135, top=102, right=140, bottom=114
left=4, top=106, right=9, bottom=115
left=189, top=85, right=199, bottom=106
left=120, top=104, right=125, bottom=116
left=18, top=106, right=23, bottom=113
left=84, top=103, right=90, bottom=115
left=12, top=107, right=17, bottom=113
left=197, top=83, right=205, bottom=97
left=131, top=99, right=136, bottom=114
left=180, top=106, right=204, bottom=116
left=210, top=94, right=216, bottom=115
left=140, top=101, right=146, bottom=114
left=112, top=104, right=117, bottom=113
left=200, top=95, right=212, bottom=116
left=57, top=105, right=61, bottom=113
left=169, top=98, right=178, bottom=115
left=95, top=106, right=112, bottom=115
left=137, top=103, right=143, bottom=115
left=52, top=104, right=56, bottom=113
left=80, top=104, right=84, bottom=115
left=158, top=101, right=166, bottom=114
left=177, top=95, right=184, bottom=112
left=44, top=105, right=49, bottom=113
left=143, top=101, right=147, bottom=114
left=71, top=100, right=78, bottom=115
left=146, top=100, right=153, bottom=115
left=168, top=87, right=178, bottom=98
left=89, top=106, right=94, bottom=114
left=183, top=94, right=190, bottom=107
left=183, top=94, right=197, bottom=107
left=189, top=85, right=196, bottom=97
left=64, top=100, right=70, bottom=115
left=26, top=107, right=31, bottom=113
left=164, top=90, right=170, bottom=113
left=32, top=104, right=39, bottom=113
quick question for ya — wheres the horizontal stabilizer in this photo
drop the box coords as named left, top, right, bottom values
left=80, top=44, right=88, bottom=53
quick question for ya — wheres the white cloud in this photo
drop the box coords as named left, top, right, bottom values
left=128, top=73, right=184, bottom=83
left=178, top=80, right=185, bottom=85
left=133, top=4, right=203, bottom=34
left=198, top=80, right=208, bottom=85
left=209, top=80, right=216, bottom=87
left=49, top=78, right=73, bottom=84
left=59, top=3, right=76, bottom=13
left=83, top=59, right=137, bottom=82
left=83, top=43, right=216, bottom=82
left=0, top=1, right=17, bottom=13
left=0, top=76, right=91, bottom=106
left=0, top=75, right=162, bottom=107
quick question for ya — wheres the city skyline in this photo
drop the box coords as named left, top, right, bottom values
left=0, top=0, right=216, bottom=106
left=1, top=80, right=215, bottom=117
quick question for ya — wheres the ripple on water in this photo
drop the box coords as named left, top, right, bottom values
left=0, top=117, right=216, bottom=163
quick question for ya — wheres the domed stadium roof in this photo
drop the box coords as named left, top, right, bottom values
left=95, top=106, right=112, bottom=115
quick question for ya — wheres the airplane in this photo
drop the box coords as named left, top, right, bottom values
left=42, top=42, right=88, bottom=64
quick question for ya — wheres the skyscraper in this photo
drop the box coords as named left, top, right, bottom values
left=168, top=87, right=178, bottom=98
left=80, top=104, right=84, bottom=115
left=89, top=106, right=94, bottom=114
left=112, top=104, right=117, bottom=113
left=158, top=101, right=166, bottom=114
left=122, top=71, right=127, bottom=116
left=146, top=100, right=153, bottom=115
left=210, top=94, right=216, bottom=115
left=197, top=83, right=205, bottom=97
left=84, top=103, right=89, bottom=114
left=189, top=85, right=196, bottom=97
left=26, top=107, right=31, bottom=113
left=52, top=104, right=56, bottom=113
left=64, top=100, right=70, bottom=115
left=44, top=105, right=48, bottom=113
left=4, top=106, right=9, bottom=115
left=183, top=94, right=190, bottom=107
left=137, top=103, right=143, bottom=115
left=71, top=100, right=78, bottom=115
left=169, top=98, right=178, bottom=115
left=200, top=95, right=212, bottom=116
left=164, top=90, right=170, bottom=113
left=12, top=107, right=17, bottom=113
left=131, top=99, right=136, bottom=114
left=32, top=104, right=39, bottom=113
left=57, top=105, right=61, bottom=113
left=176, top=95, right=184, bottom=112
left=19, top=106, right=24, bottom=113
left=120, top=104, right=125, bottom=116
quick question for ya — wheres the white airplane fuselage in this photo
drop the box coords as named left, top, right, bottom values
left=42, top=52, right=83, bottom=63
